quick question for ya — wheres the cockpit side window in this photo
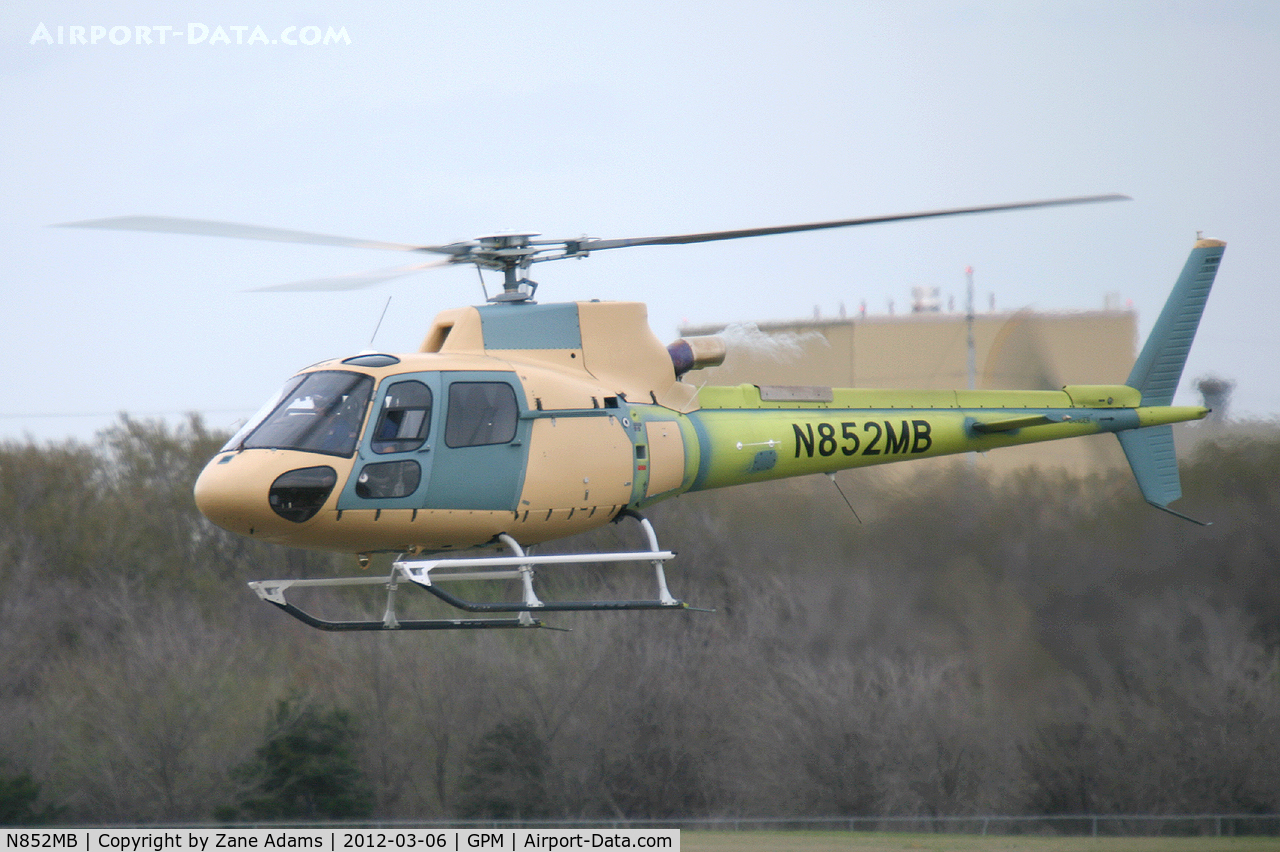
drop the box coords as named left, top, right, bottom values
left=444, top=382, right=518, bottom=448
left=240, top=371, right=373, bottom=457
left=371, top=380, right=433, bottom=454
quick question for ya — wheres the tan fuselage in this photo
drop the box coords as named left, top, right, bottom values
left=195, top=301, right=697, bottom=552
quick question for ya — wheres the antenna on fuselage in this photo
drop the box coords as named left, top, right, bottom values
left=826, top=472, right=862, bottom=524
left=368, top=296, right=393, bottom=349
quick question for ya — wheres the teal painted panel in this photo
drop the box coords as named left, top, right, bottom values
left=479, top=303, right=581, bottom=350
left=1117, top=424, right=1181, bottom=507
left=1127, top=243, right=1224, bottom=405
left=423, top=372, right=530, bottom=511
left=337, top=372, right=440, bottom=511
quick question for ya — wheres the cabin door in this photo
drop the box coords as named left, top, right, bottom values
left=422, top=372, right=531, bottom=511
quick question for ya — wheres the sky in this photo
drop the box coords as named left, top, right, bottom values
left=2, top=1, right=1278, bottom=443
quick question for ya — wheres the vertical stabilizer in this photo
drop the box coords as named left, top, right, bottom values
left=1118, top=237, right=1225, bottom=523
left=1126, top=238, right=1225, bottom=404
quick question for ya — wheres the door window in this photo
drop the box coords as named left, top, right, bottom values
left=445, top=382, right=518, bottom=447
left=355, top=460, right=421, bottom=499
left=371, top=380, right=432, bottom=454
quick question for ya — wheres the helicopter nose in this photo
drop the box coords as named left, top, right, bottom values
left=194, top=454, right=264, bottom=536
left=195, top=452, right=344, bottom=540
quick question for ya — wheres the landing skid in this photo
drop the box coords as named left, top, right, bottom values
left=247, top=511, right=706, bottom=631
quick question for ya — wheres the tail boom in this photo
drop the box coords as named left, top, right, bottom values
left=674, top=391, right=1208, bottom=497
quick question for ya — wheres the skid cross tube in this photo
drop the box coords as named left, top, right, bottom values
left=396, top=529, right=690, bottom=613
left=246, top=512, right=704, bottom=630
left=392, top=509, right=700, bottom=613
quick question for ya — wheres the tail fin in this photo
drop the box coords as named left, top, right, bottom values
left=1117, top=425, right=1204, bottom=523
left=1118, top=237, right=1225, bottom=523
left=1126, top=238, right=1225, bottom=404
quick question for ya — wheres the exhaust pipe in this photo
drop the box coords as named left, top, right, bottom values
left=667, top=335, right=726, bottom=377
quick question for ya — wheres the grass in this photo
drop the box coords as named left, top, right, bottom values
left=680, top=830, right=1280, bottom=852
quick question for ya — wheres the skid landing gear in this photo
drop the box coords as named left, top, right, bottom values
left=247, top=510, right=707, bottom=631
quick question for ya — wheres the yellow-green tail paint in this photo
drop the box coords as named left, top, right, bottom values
left=641, top=238, right=1226, bottom=525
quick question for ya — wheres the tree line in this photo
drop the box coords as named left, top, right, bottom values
left=0, top=416, right=1277, bottom=823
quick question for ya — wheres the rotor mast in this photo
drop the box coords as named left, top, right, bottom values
left=468, top=233, right=540, bottom=301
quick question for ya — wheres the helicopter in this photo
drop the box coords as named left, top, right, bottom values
left=60, top=195, right=1225, bottom=631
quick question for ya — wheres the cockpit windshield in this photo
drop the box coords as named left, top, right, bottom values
left=225, top=371, right=374, bottom=457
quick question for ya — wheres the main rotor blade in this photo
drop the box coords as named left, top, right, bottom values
left=249, top=258, right=454, bottom=292
left=56, top=215, right=432, bottom=253
left=578, top=194, right=1130, bottom=253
